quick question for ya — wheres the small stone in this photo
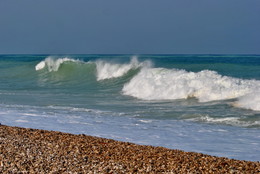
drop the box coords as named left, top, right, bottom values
left=0, top=125, right=259, bottom=173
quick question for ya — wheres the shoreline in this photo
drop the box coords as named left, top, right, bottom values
left=0, top=124, right=259, bottom=173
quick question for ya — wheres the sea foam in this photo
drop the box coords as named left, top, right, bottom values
left=122, top=67, right=260, bottom=104
left=186, top=115, right=260, bottom=127
left=235, top=91, right=260, bottom=111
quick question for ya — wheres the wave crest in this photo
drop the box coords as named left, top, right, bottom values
left=95, top=56, right=152, bottom=81
left=35, top=57, right=81, bottom=72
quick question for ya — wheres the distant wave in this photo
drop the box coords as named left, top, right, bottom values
left=35, top=56, right=151, bottom=80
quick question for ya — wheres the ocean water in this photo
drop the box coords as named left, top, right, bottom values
left=0, top=54, right=260, bottom=161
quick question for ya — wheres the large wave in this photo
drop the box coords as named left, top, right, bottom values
left=35, top=56, right=260, bottom=111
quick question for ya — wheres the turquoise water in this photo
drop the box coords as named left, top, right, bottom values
left=0, top=54, right=260, bottom=161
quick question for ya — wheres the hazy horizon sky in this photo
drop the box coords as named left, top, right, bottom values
left=0, top=0, right=260, bottom=54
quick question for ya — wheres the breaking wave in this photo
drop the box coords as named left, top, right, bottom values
left=35, top=56, right=260, bottom=111
left=95, top=56, right=152, bottom=81
left=35, top=56, right=151, bottom=80
left=122, top=68, right=260, bottom=102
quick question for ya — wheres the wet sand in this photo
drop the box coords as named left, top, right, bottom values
left=0, top=124, right=259, bottom=173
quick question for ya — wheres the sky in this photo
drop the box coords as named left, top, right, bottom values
left=0, top=0, right=260, bottom=54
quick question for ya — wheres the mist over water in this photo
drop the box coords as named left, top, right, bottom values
left=1, top=54, right=260, bottom=161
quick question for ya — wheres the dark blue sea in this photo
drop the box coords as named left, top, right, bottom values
left=0, top=54, right=259, bottom=161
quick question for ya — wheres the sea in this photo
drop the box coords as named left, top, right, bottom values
left=0, top=54, right=259, bottom=161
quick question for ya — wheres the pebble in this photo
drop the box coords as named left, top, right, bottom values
left=0, top=125, right=259, bottom=173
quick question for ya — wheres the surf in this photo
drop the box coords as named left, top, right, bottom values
left=122, top=67, right=260, bottom=111
left=34, top=56, right=260, bottom=111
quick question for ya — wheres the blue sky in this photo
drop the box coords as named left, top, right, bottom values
left=0, top=0, right=259, bottom=54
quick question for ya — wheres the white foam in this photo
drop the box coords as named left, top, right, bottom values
left=191, top=115, right=260, bottom=127
left=95, top=56, right=152, bottom=81
left=199, top=116, right=240, bottom=124
left=235, top=91, right=260, bottom=111
left=15, top=119, right=29, bottom=123
left=122, top=68, right=260, bottom=104
left=35, top=61, right=46, bottom=71
left=139, top=119, right=153, bottom=123
left=35, top=57, right=80, bottom=71
left=22, top=113, right=40, bottom=117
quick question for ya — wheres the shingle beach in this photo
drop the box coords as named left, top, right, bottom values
left=0, top=124, right=259, bottom=173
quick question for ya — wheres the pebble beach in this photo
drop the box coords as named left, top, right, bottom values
left=0, top=124, right=259, bottom=173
